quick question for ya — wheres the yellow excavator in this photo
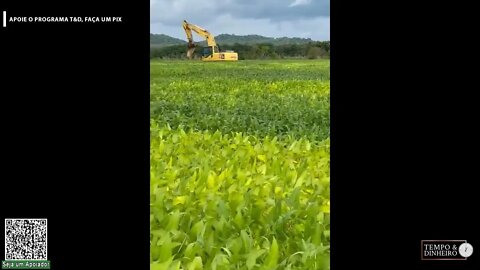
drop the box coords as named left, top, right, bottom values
left=182, top=20, right=238, bottom=61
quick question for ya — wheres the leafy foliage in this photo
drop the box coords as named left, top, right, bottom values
left=150, top=42, right=330, bottom=60
left=201, top=34, right=315, bottom=46
left=150, top=60, right=330, bottom=270
left=151, top=60, right=330, bottom=141
left=150, top=126, right=330, bottom=270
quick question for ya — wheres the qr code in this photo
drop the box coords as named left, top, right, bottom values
left=5, top=219, right=47, bottom=260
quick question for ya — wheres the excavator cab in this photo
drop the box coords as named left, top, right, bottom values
left=202, top=47, right=212, bottom=57
left=202, top=46, right=219, bottom=57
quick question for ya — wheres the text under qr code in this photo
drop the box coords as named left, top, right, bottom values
left=5, top=219, right=48, bottom=260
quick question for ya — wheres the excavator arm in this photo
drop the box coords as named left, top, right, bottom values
left=182, top=20, right=217, bottom=59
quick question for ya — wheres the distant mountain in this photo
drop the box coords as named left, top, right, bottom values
left=150, top=34, right=185, bottom=47
left=150, top=33, right=317, bottom=47
left=214, top=34, right=314, bottom=45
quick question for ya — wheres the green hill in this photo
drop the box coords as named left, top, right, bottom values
left=214, top=34, right=314, bottom=45
left=150, top=33, right=318, bottom=47
left=150, top=34, right=186, bottom=47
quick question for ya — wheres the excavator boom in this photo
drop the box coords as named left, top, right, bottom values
left=183, top=20, right=216, bottom=47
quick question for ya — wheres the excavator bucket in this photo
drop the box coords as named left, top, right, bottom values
left=187, top=42, right=196, bottom=59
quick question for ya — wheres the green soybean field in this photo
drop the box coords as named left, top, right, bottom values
left=150, top=60, right=330, bottom=270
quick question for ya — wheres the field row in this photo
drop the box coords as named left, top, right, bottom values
left=151, top=61, right=330, bottom=141
left=150, top=60, right=330, bottom=83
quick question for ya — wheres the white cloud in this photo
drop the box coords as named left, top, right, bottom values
left=289, top=0, right=312, bottom=7
left=150, top=0, right=330, bottom=40
left=152, top=16, right=330, bottom=41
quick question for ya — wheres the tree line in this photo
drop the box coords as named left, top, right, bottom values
left=150, top=42, right=330, bottom=60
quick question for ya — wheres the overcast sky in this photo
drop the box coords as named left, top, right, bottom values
left=151, top=0, right=330, bottom=41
